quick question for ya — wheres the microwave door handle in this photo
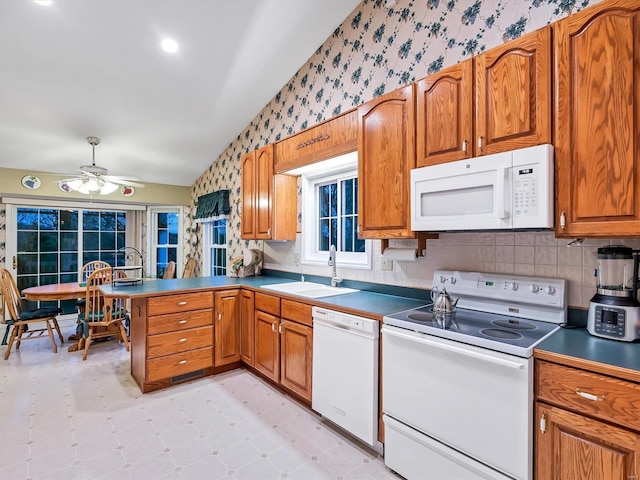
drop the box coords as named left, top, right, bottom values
left=495, top=167, right=507, bottom=219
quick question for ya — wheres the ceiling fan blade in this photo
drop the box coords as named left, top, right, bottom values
left=104, top=177, right=145, bottom=188
left=55, top=177, right=84, bottom=183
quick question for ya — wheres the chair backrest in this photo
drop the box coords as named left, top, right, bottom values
left=0, top=268, right=24, bottom=323
left=163, top=261, right=176, bottom=279
left=181, top=258, right=196, bottom=278
left=80, top=260, right=110, bottom=283
left=84, top=267, right=126, bottom=324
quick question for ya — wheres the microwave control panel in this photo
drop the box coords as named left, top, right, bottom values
left=513, top=165, right=538, bottom=218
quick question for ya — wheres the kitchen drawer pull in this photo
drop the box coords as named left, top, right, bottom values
left=177, top=301, right=188, bottom=306
left=178, top=338, right=187, bottom=343
left=477, top=136, right=484, bottom=151
left=178, top=320, right=188, bottom=324
left=177, top=360, right=187, bottom=365
left=461, top=140, right=467, bottom=155
left=576, top=388, right=606, bottom=402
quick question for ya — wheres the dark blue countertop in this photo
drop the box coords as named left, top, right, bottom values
left=100, top=275, right=430, bottom=320
left=535, top=327, right=640, bottom=381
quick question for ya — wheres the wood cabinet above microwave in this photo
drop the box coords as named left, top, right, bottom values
left=416, top=26, right=551, bottom=168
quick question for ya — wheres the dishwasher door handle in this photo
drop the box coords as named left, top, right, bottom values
left=383, top=326, right=525, bottom=370
left=313, top=317, right=376, bottom=339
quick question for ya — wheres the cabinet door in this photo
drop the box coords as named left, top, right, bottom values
left=254, top=310, right=279, bottom=382
left=214, top=290, right=240, bottom=366
left=279, top=320, right=313, bottom=401
left=555, top=1, right=640, bottom=237
left=255, top=144, right=274, bottom=240
left=358, top=85, right=415, bottom=239
left=241, top=152, right=256, bottom=239
left=240, top=290, right=255, bottom=366
left=416, top=59, right=473, bottom=167
left=475, top=26, right=551, bottom=156
left=535, top=403, right=640, bottom=480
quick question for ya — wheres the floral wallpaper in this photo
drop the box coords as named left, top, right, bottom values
left=189, top=0, right=603, bottom=273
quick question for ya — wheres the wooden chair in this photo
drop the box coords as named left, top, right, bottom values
left=163, top=261, right=176, bottom=279
left=80, top=260, right=111, bottom=284
left=181, top=258, right=196, bottom=278
left=0, top=268, right=64, bottom=360
left=77, top=267, right=130, bottom=361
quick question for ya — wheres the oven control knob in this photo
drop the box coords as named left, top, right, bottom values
left=439, top=275, right=447, bottom=283
left=510, top=282, right=518, bottom=291
left=529, top=284, right=539, bottom=293
left=449, top=276, right=456, bottom=284
left=544, top=285, right=556, bottom=295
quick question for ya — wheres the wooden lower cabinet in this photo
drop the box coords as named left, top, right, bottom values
left=280, top=320, right=312, bottom=401
left=214, top=289, right=241, bottom=366
left=240, top=290, right=255, bottom=366
left=535, top=402, right=640, bottom=480
left=534, top=358, right=640, bottom=480
left=254, top=309, right=280, bottom=382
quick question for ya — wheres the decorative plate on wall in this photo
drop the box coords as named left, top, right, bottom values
left=21, top=175, right=41, bottom=190
left=121, top=185, right=135, bottom=197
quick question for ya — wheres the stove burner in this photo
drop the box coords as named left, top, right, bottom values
left=480, top=328, right=523, bottom=340
left=407, top=313, right=433, bottom=322
left=492, top=319, right=537, bottom=331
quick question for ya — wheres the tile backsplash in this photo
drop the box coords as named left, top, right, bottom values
left=263, top=232, right=640, bottom=310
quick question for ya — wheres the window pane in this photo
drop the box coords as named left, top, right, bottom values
left=117, top=212, right=126, bottom=231
left=101, top=232, right=115, bottom=250
left=60, top=210, right=78, bottom=231
left=342, top=179, right=354, bottom=215
left=84, top=232, right=100, bottom=250
left=17, top=208, right=38, bottom=230
left=60, top=232, right=77, bottom=251
left=100, top=252, right=115, bottom=264
left=158, top=230, right=168, bottom=244
left=83, top=252, right=100, bottom=265
left=17, top=275, right=38, bottom=291
left=40, top=232, right=58, bottom=252
left=60, top=253, right=77, bottom=273
left=83, top=211, right=100, bottom=230
left=319, top=185, right=330, bottom=217
left=343, top=217, right=353, bottom=252
left=168, top=248, right=177, bottom=263
left=158, top=213, right=168, bottom=228
left=354, top=179, right=359, bottom=214
left=330, top=218, right=337, bottom=248
left=17, top=254, right=38, bottom=275
left=117, top=232, right=126, bottom=249
left=100, top=212, right=116, bottom=231
left=39, top=274, right=58, bottom=286
left=319, top=219, right=329, bottom=251
left=39, top=210, right=58, bottom=230
left=157, top=248, right=167, bottom=263
left=17, top=231, right=38, bottom=252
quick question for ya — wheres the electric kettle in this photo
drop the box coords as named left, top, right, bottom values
left=431, top=287, right=459, bottom=314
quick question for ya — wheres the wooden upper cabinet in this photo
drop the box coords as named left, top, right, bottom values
left=274, top=109, right=358, bottom=173
left=358, top=85, right=416, bottom=239
left=214, top=289, right=240, bottom=366
left=555, top=0, right=640, bottom=237
left=416, top=59, right=473, bottom=167
left=241, top=144, right=297, bottom=241
left=474, top=26, right=551, bottom=156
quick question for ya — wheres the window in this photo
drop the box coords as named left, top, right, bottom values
left=8, top=205, right=127, bottom=314
left=149, top=209, right=181, bottom=278
left=298, top=152, right=371, bottom=269
left=203, top=218, right=227, bottom=276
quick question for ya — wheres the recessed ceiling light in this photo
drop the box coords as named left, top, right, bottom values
left=161, top=38, right=179, bottom=54
left=34, top=0, right=53, bottom=5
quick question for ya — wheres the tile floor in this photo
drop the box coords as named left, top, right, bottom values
left=0, top=319, right=398, bottom=480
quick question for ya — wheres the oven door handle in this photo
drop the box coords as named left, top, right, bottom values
left=383, top=326, right=525, bottom=370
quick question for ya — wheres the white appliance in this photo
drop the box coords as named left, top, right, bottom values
left=382, top=270, right=567, bottom=480
left=411, top=144, right=554, bottom=232
left=312, top=307, right=380, bottom=449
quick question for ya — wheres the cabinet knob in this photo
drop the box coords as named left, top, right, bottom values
left=178, top=320, right=188, bottom=324
left=462, top=140, right=467, bottom=155
left=178, top=301, right=188, bottom=306
left=178, top=338, right=187, bottom=343
left=177, top=360, right=187, bottom=365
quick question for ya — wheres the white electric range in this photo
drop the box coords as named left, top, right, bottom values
left=382, top=269, right=567, bottom=480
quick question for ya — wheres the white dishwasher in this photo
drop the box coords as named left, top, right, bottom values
left=312, top=306, right=380, bottom=448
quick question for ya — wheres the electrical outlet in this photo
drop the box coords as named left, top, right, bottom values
left=381, top=259, right=393, bottom=270
left=293, top=253, right=301, bottom=265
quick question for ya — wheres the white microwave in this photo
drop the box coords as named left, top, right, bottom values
left=411, top=144, right=554, bottom=231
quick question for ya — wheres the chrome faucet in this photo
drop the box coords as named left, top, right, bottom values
left=328, top=244, right=342, bottom=287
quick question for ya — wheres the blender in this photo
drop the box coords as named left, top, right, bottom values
left=587, top=245, right=640, bottom=341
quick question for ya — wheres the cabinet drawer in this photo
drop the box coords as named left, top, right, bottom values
left=147, top=309, right=213, bottom=335
left=281, top=299, right=312, bottom=327
left=146, top=347, right=213, bottom=383
left=147, top=326, right=213, bottom=359
left=255, top=292, right=280, bottom=316
left=147, top=291, right=213, bottom=316
left=536, top=360, right=640, bottom=431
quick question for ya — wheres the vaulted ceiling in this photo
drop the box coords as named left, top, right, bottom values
left=0, top=0, right=361, bottom=187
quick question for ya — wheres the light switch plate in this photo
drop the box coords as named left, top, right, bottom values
left=381, top=259, right=393, bottom=270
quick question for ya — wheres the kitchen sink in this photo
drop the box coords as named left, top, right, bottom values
left=260, top=281, right=359, bottom=298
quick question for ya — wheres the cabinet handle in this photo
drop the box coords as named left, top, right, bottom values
left=477, top=136, right=484, bottom=151
left=218, top=312, right=222, bottom=322
left=279, top=324, right=282, bottom=334
left=539, top=412, right=546, bottom=434
left=178, top=301, right=188, bottom=306
left=462, top=140, right=467, bottom=155
left=178, top=320, right=188, bottom=324
left=177, top=360, right=187, bottom=365
left=178, top=338, right=187, bottom=343
left=560, top=211, right=566, bottom=230
left=267, top=228, right=272, bottom=237
left=271, top=322, right=276, bottom=332
left=576, top=388, right=606, bottom=402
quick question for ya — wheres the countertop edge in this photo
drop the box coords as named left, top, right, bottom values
left=534, top=348, right=640, bottom=383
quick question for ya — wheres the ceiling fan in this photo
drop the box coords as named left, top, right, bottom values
left=58, top=136, right=145, bottom=195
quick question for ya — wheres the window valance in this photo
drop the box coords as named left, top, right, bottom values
left=194, top=190, right=230, bottom=221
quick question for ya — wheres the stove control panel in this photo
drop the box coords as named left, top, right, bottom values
left=432, top=270, right=567, bottom=323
